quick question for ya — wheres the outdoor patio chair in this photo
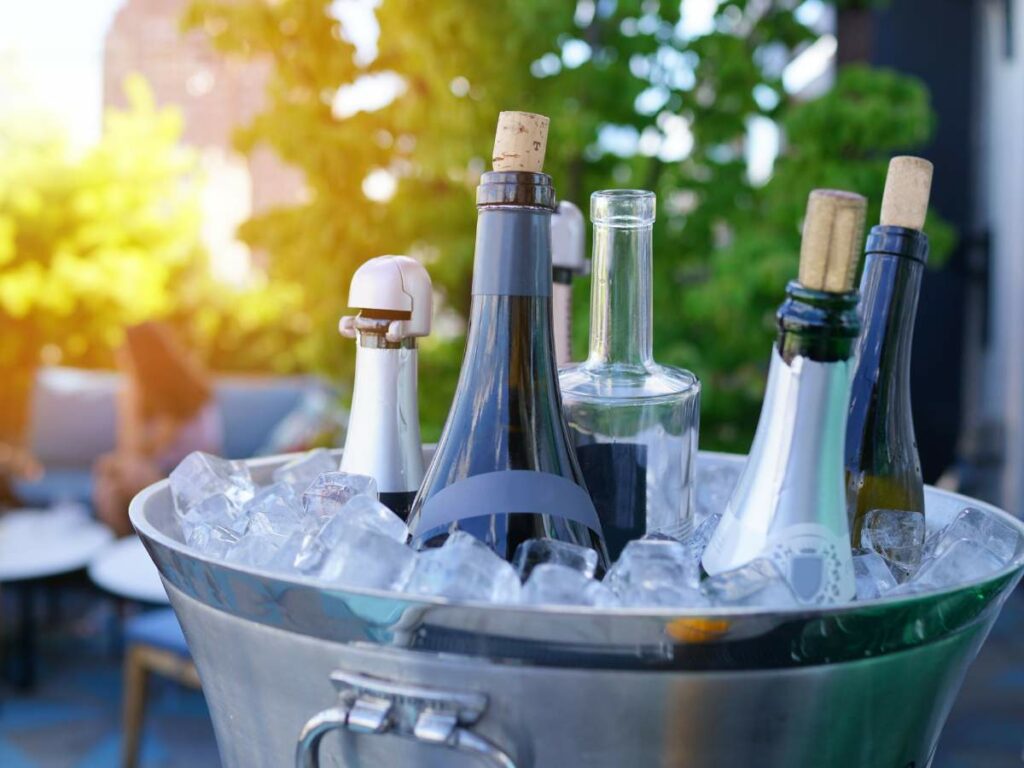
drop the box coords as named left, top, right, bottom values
left=121, top=608, right=201, bottom=768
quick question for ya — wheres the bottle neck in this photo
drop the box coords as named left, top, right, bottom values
left=471, top=208, right=552, bottom=299
left=343, top=336, right=423, bottom=495
left=855, top=225, right=928, bottom=392
left=776, top=282, right=860, bottom=364
left=586, top=221, right=654, bottom=368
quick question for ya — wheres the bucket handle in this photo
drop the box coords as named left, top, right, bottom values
left=295, top=669, right=518, bottom=768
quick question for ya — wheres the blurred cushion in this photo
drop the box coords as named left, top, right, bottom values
left=26, top=368, right=331, bottom=473
left=214, top=376, right=330, bottom=459
left=124, top=608, right=190, bottom=656
left=12, top=468, right=94, bottom=508
left=28, top=367, right=119, bottom=467
left=255, top=387, right=347, bottom=456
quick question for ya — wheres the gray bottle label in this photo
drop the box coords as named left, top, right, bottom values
left=471, top=209, right=552, bottom=297
left=417, top=470, right=602, bottom=535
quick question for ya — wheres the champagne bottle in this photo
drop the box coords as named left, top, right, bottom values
left=550, top=200, right=587, bottom=366
left=702, top=189, right=867, bottom=605
left=559, top=190, right=700, bottom=560
left=846, top=157, right=933, bottom=545
left=339, top=255, right=432, bottom=519
left=407, top=112, right=608, bottom=567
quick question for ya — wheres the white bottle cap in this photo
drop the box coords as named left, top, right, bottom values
left=340, top=255, right=433, bottom=341
left=551, top=201, right=588, bottom=274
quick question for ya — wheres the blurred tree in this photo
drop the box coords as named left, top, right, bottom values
left=0, top=78, right=197, bottom=366
left=0, top=76, right=308, bottom=439
left=184, top=0, right=952, bottom=447
left=0, top=77, right=201, bottom=436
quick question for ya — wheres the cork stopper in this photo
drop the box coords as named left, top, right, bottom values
left=492, top=111, right=549, bottom=173
left=880, top=156, right=933, bottom=230
left=798, top=189, right=867, bottom=293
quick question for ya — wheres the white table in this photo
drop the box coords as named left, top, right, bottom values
left=0, top=506, right=113, bottom=688
left=88, top=535, right=168, bottom=604
left=0, top=506, right=113, bottom=582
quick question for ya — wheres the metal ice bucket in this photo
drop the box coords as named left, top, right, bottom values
left=130, top=452, right=1024, bottom=768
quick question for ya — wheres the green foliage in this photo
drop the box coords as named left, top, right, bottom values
left=678, top=65, right=955, bottom=446
left=0, top=76, right=311, bottom=436
left=179, top=0, right=951, bottom=448
left=0, top=77, right=200, bottom=372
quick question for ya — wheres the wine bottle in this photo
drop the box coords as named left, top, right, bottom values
left=559, top=190, right=700, bottom=560
left=702, top=189, right=867, bottom=605
left=407, top=112, right=608, bottom=567
left=339, top=255, right=432, bottom=519
left=846, top=157, right=933, bottom=545
left=551, top=200, right=587, bottom=365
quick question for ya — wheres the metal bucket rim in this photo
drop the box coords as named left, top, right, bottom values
left=129, top=450, right=1024, bottom=621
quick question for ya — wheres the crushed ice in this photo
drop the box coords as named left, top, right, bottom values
left=169, top=451, right=1021, bottom=609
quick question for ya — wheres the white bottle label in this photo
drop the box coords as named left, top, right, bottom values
left=764, top=523, right=855, bottom=605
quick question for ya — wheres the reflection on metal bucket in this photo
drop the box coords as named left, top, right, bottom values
left=131, top=451, right=1024, bottom=768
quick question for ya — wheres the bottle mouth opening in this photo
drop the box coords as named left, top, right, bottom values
left=476, top=171, right=556, bottom=210
left=591, top=189, right=656, bottom=227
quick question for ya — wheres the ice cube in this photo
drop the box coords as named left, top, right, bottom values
left=244, top=482, right=308, bottom=538
left=932, top=507, right=1020, bottom=566
left=905, top=538, right=1005, bottom=591
left=266, top=530, right=308, bottom=573
left=302, top=471, right=379, bottom=517
left=852, top=548, right=898, bottom=600
left=289, top=494, right=407, bottom=574
left=680, top=512, right=721, bottom=561
left=701, top=558, right=799, bottom=608
left=185, top=523, right=239, bottom=559
left=225, top=532, right=284, bottom=568
left=169, top=451, right=256, bottom=513
left=861, top=509, right=926, bottom=581
left=273, top=449, right=339, bottom=494
left=520, top=564, right=617, bottom=607
left=512, top=539, right=599, bottom=580
left=604, top=539, right=706, bottom=608
left=404, top=531, right=521, bottom=604
left=181, top=493, right=248, bottom=540
left=317, top=527, right=417, bottom=591
left=336, top=495, right=408, bottom=543
left=694, top=464, right=741, bottom=521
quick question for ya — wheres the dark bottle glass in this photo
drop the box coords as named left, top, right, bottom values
left=845, top=226, right=928, bottom=545
left=407, top=171, right=609, bottom=567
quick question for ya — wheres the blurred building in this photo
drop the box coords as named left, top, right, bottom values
left=848, top=0, right=1024, bottom=517
left=103, top=0, right=306, bottom=283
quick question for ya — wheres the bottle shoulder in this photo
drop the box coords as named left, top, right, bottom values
left=558, top=360, right=700, bottom=403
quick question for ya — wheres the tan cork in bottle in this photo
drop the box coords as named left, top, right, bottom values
left=798, top=189, right=868, bottom=294
left=880, top=156, right=933, bottom=231
left=492, top=111, right=550, bottom=173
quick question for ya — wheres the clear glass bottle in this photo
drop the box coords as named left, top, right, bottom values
left=559, top=190, right=700, bottom=559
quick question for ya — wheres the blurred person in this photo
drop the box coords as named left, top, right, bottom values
left=93, top=322, right=223, bottom=536
left=0, top=443, right=43, bottom=507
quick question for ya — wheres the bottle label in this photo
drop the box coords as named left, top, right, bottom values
left=471, top=209, right=552, bottom=297
left=764, top=522, right=855, bottom=605
left=416, top=470, right=603, bottom=535
left=575, top=443, right=646, bottom=560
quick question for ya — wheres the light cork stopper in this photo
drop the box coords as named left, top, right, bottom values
left=798, top=189, right=867, bottom=293
left=492, top=111, right=549, bottom=173
left=880, top=156, right=933, bottom=230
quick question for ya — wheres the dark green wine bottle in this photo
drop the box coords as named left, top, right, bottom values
left=845, top=157, right=933, bottom=546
